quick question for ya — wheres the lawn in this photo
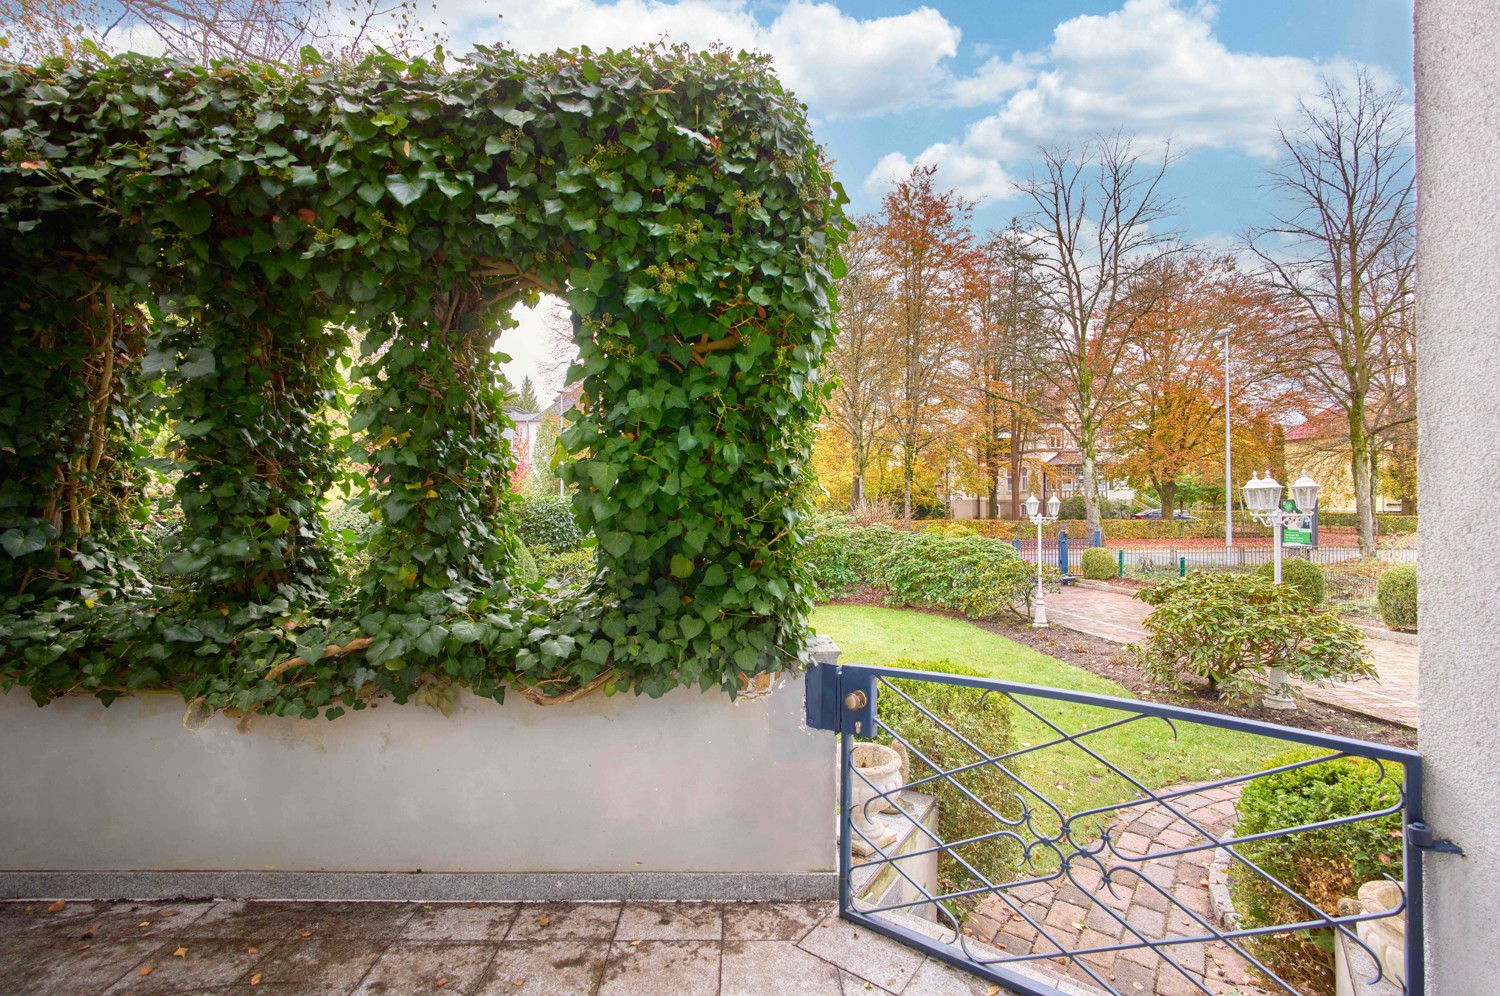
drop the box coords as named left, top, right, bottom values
left=812, top=604, right=1302, bottom=833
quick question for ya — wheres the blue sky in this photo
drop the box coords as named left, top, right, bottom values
left=449, top=1, right=1412, bottom=392
left=459, top=0, right=1413, bottom=244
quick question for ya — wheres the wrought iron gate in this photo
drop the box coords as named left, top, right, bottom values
left=806, top=661, right=1436, bottom=996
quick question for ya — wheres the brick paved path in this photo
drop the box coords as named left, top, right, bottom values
left=963, top=783, right=1277, bottom=996
left=1046, top=584, right=1418, bottom=728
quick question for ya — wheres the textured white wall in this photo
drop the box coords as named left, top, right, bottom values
left=0, top=678, right=834, bottom=875
left=1415, top=1, right=1500, bottom=990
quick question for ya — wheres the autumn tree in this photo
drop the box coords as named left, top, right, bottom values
left=1248, top=71, right=1415, bottom=554
left=1016, top=134, right=1180, bottom=535
left=874, top=165, right=977, bottom=521
left=954, top=227, right=1050, bottom=519
left=1111, top=255, right=1292, bottom=520
left=0, top=0, right=442, bottom=65
left=825, top=218, right=898, bottom=512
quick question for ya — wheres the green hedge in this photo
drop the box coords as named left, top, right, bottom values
left=534, top=547, right=597, bottom=589
left=1376, top=563, right=1418, bottom=631
left=1255, top=558, right=1325, bottom=605
left=882, top=533, right=1049, bottom=619
left=874, top=658, right=1021, bottom=905
left=1232, top=751, right=1404, bottom=995
left=804, top=517, right=904, bottom=598
left=1080, top=547, right=1117, bottom=581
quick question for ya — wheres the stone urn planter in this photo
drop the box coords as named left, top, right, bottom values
left=1355, top=880, right=1406, bottom=985
left=848, top=742, right=904, bottom=857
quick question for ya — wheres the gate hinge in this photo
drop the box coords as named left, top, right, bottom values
left=1407, top=821, right=1464, bottom=856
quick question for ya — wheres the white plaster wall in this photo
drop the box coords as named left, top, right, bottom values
left=0, top=677, right=834, bottom=874
left=1415, top=1, right=1500, bottom=990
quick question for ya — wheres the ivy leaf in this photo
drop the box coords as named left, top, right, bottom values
left=164, top=200, right=213, bottom=236
left=613, top=191, right=643, bottom=213
left=178, top=348, right=216, bottom=379
left=0, top=528, right=47, bottom=558
left=670, top=554, right=694, bottom=579
left=265, top=513, right=291, bottom=534
left=181, top=147, right=222, bottom=171
left=385, top=175, right=428, bottom=206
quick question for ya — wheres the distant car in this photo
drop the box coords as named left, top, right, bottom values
left=1131, top=509, right=1200, bottom=521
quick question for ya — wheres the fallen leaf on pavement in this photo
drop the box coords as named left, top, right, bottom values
left=247, top=947, right=259, bottom=955
left=538, top=916, right=550, bottom=927
left=436, top=978, right=448, bottom=987
left=174, top=946, right=188, bottom=958
left=138, top=966, right=154, bottom=977
left=138, top=921, right=151, bottom=928
left=299, top=930, right=312, bottom=937
left=47, top=900, right=66, bottom=913
left=250, top=971, right=262, bottom=985
left=77, top=944, right=93, bottom=952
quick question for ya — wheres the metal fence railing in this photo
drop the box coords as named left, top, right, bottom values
left=1110, top=546, right=1417, bottom=619
left=809, top=661, right=1430, bottom=996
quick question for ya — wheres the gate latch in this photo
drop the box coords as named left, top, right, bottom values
left=1407, top=821, right=1464, bottom=856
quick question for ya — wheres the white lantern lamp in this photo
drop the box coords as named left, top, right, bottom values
left=1241, top=471, right=1282, bottom=515
left=1046, top=493, right=1061, bottom=519
left=1289, top=471, right=1321, bottom=514
left=1023, top=492, right=1040, bottom=519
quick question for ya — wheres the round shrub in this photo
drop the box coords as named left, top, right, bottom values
left=1080, top=547, right=1117, bottom=581
left=1376, top=563, right=1417, bottom=631
left=514, top=495, right=584, bottom=553
left=1136, top=574, right=1371, bottom=699
left=805, top=521, right=903, bottom=598
left=1231, top=750, right=1403, bottom=995
left=1255, top=557, right=1325, bottom=605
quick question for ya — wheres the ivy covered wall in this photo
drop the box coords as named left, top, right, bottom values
left=0, top=45, right=849, bottom=716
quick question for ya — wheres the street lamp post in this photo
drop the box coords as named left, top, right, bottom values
left=1241, top=469, right=1322, bottom=710
left=1223, top=330, right=1233, bottom=553
left=1024, top=491, right=1061, bottom=628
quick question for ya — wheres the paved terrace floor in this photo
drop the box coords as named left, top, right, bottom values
left=1045, top=584, right=1418, bottom=728
left=0, top=898, right=1022, bottom=996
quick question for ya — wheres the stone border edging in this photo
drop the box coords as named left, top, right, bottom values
left=1351, top=622, right=1419, bottom=647
left=0, top=871, right=837, bottom=903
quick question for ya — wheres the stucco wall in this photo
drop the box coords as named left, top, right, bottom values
left=0, top=676, right=834, bottom=879
left=1414, top=1, right=1500, bottom=990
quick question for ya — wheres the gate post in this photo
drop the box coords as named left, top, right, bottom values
left=1058, top=531, right=1069, bottom=575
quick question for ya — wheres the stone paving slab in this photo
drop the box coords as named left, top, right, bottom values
left=1047, top=585, right=1418, bottom=728
left=0, top=899, right=1026, bottom=995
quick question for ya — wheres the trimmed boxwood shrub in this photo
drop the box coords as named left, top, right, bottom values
left=1080, top=547, right=1117, bottom=581
left=873, top=658, right=1022, bottom=907
left=881, top=533, right=1049, bottom=619
left=1231, top=750, right=1404, bottom=996
left=514, top=495, right=584, bottom=554
left=1376, top=563, right=1417, bottom=631
left=1135, top=574, right=1372, bottom=700
left=1255, top=557, right=1325, bottom=605
left=511, top=544, right=538, bottom=584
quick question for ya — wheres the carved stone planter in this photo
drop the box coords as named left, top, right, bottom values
left=848, top=742, right=904, bottom=856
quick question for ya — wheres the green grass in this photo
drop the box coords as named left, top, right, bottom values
left=813, top=605, right=1298, bottom=837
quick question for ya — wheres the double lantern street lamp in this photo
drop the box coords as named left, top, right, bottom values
left=1023, top=491, right=1061, bottom=628
left=1241, top=469, right=1322, bottom=710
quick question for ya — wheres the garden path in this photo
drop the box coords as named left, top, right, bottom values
left=963, top=782, right=1276, bottom=996
left=1044, top=586, right=1418, bottom=729
left=0, top=897, right=1016, bottom=995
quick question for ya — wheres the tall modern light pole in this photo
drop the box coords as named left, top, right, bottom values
left=1223, top=329, right=1233, bottom=553
left=1024, top=491, right=1061, bottom=628
left=1242, top=469, right=1322, bottom=710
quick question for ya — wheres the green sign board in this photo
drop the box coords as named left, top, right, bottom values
left=1284, top=526, right=1313, bottom=546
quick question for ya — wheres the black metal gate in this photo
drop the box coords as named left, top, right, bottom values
left=806, top=660, right=1436, bottom=996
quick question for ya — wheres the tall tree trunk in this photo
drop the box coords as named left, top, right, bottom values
left=1009, top=413, right=1024, bottom=520
left=902, top=446, right=914, bottom=522
left=1081, top=449, right=1102, bottom=536
left=1158, top=479, right=1178, bottom=523
left=1348, top=406, right=1376, bottom=556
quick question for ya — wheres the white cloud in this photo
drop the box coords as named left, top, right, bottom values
left=862, top=0, right=1387, bottom=203
left=438, top=0, right=984, bottom=119
left=863, top=148, right=1013, bottom=206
